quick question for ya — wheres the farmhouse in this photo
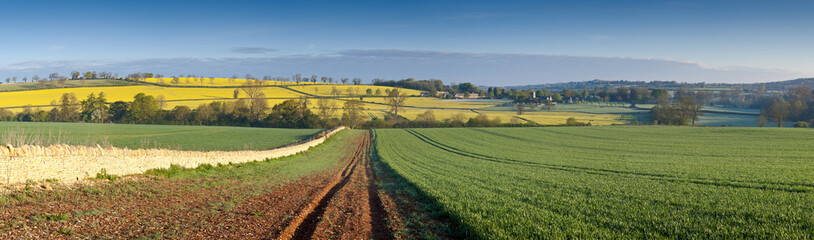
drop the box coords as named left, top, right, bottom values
left=453, top=93, right=481, bottom=99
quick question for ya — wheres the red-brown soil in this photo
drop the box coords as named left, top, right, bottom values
left=280, top=131, right=394, bottom=240
left=0, top=131, right=428, bottom=239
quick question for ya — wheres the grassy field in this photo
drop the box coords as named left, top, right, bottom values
left=0, top=79, right=138, bottom=92
left=373, top=127, right=814, bottom=239
left=0, top=122, right=322, bottom=151
left=482, top=102, right=643, bottom=115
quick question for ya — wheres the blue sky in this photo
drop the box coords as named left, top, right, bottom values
left=1, top=0, right=812, bottom=85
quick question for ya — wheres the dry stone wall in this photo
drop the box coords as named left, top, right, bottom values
left=0, top=127, right=345, bottom=186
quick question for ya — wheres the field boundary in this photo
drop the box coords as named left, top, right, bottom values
left=0, top=127, right=345, bottom=186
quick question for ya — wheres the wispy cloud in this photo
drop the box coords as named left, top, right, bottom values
left=232, top=47, right=277, bottom=54
left=0, top=50, right=808, bottom=85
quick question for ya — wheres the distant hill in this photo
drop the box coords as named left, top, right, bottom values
left=506, top=78, right=814, bottom=91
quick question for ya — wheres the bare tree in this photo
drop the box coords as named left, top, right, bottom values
left=294, top=74, right=302, bottom=85
left=317, top=98, right=337, bottom=121
left=516, top=103, right=526, bottom=115
left=12, top=76, right=17, bottom=83
left=57, top=77, right=67, bottom=87
left=678, top=94, right=702, bottom=126
left=352, top=78, right=362, bottom=85
left=331, top=86, right=341, bottom=98
left=242, top=80, right=267, bottom=120
left=341, top=78, right=348, bottom=85
left=341, top=100, right=365, bottom=128
left=385, top=89, right=409, bottom=117
left=250, top=92, right=268, bottom=121
left=156, top=95, right=166, bottom=110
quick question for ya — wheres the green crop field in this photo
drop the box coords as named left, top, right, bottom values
left=0, top=79, right=138, bottom=92
left=0, top=122, right=322, bottom=151
left=372, top=127, right=814, bottom=239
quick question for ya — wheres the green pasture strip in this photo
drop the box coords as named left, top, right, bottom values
left=0, top=122, right=322, bottom=151
left=0, top=79, right=139, bottom=92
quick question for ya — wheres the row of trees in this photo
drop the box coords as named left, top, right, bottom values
left=4, top=72, right=118, bottom=85
left=496, top=85, right=814, bottom=127
left=3, top=71, right=373, bottom=89
left=0, top=92, right=363, bottom=129
left=651, top=91, right=703, bottom=126
left=758, top=86, right=814, bottom=127
left=490, top=86, right=673, bottom=105
left=0, top=89, right=561, bottom=129
left=125, top=72, right=368, bottom=86
left=372, top=78, right=485, bottom=97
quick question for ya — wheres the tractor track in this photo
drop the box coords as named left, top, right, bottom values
left=278, top=131, right=392, bottom=240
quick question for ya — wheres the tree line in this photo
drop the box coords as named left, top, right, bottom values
left=372, top=78, right=485, bottom=98
left=0, top=88, right=583, bottom=129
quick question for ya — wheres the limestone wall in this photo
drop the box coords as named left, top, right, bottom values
left=0, top=127, right=345, bottom=185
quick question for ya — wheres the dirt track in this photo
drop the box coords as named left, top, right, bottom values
left=278, top=131, right=393, bottom=240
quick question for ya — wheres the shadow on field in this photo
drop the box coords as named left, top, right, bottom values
left=369, top=130, right=479, bottom=240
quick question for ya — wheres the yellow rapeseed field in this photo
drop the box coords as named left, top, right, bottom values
left=142, top=78, right=323, bottom=87
left=485, top=110, right=626, bottom=125
left=396, top=108, right=625, bottom=125
left=0, top=85, right=304, bottom=111
left=0, top=81, right=630, bottom=125
left=365, top=97, right=504, bottom=109
left=289, top=85, right=422, bottom=97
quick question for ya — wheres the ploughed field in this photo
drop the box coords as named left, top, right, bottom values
left=372, top=127, right=814, bottom=239
left=0, top=130, right=416, bottom=239
left=0, top=122, right=321, bottom=151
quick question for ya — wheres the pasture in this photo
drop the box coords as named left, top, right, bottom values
left=0, top=122, right=321, bottom=151
left=0, top=79, right=138, bottom=92
left=373, top=127, right=814, bottom=239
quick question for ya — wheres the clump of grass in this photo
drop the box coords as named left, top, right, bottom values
left=95, top=168, right=118, bottom=182
left=55, top=227, right=73, bottom=236
left=209, top=201, right=236, bottom=212
left=32, top=213, right=69, bottom=222
left=144, top=164, right=187, bottom=178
